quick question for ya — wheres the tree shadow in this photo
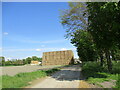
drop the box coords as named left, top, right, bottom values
left=81, top=69, right=108, bottom=80
left=88, top=73, right=108, bottom=78
left=50, top=67, right=81, bottom=81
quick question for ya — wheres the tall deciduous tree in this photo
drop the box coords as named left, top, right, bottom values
left=0, top=56, right=5, bottom=66
left=60, top=2, right=88, bottom=38
left=60, top=2, right=98, bottom=62
left=26, top=57, right=32, bottom=64
left=60, top=2, right=120, bottom=72
left=86, top=2, right=120, bottom=71
left=71, top=30, right=98, bottom=62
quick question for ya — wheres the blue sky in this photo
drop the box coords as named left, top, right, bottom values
left=2, top=2, right=78, bottom=60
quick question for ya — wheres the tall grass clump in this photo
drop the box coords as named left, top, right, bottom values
left=81, top=61, right=106, bottom=79
left=111, top=61, right=120, bottom=74
left=81, top=61, right=120, bottom=88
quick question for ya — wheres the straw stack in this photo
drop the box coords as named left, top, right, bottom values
left=42, top=50, right=74, bottom=65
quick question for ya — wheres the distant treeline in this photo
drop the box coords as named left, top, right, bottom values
left=0, top=56, right=42, bottom=66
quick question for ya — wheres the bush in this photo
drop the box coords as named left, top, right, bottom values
left=81, top=61, right=120, bottom=88
left=115, top=74, right=120, bottom=88
left=81, top=61, right=107, bottom=78
left=111, top=61, right=120, bottom=74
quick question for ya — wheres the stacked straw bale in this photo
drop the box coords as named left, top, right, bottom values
left=42, top=50, right=74, bottom=65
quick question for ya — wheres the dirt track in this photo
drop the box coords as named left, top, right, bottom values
left=26, top=65, right=81, bottom=88
left=0, top=65, right=63, bottom=76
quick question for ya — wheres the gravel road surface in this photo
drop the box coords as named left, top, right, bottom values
left=27, top=65, right=81, bottom=88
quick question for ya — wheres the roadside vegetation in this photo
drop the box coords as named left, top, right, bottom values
left=60, top=2, right=120, bottom=88
left=82, top=61, right=120, bottom=88
left=2, top=68, right=60, bottom=88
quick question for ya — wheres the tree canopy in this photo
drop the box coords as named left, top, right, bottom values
left=60, top=2, right=120, bottom=72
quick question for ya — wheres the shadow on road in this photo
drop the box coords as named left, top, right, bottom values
left=50, top=65, right=81, bottom=81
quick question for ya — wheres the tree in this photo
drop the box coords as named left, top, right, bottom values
left=26, top=57, right=32, bottom=64
left=71, top=30, right=98, bottom=62
left=0, top=56, right=5, bottom=66
left=86, top=2, right=120, bottom=71
left=32, top=56, right=38, bottom=61
left=31, top=56, right=42, bottom=61
left=60, top=2, right=120, bottom=72
left=38, top=57, right=42, bottom=62
left=22, top=59, right=26, bottom=65
left=60, top=2, right=88, bottom=38
left=60, top=2, right=98, bottom=62
left=5, top=60, right=12, bottom=66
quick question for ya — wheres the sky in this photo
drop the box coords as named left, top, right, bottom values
left=2, top=2, right=78, bottom=60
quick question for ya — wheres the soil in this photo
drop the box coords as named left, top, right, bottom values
left=98, top=79, right=116, bottom=88
left=1, top=65, right=64, bottom=76
left=25, top=65, right=81, bottom=88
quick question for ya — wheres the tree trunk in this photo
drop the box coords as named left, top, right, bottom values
left=105, top=50, right=112, bottom=72
left=100, top=54, right=104, bottom=66
left=111, top=50, right=116, bottom=61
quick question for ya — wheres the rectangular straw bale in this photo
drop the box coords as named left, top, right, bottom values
left=42, top=50, right=74, bottom=65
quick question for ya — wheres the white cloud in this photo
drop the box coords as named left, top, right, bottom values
left=41, top=45, right=45, bottom=47
left=36, top=49, right=41, bottom=51
left=60, top=48, right=67, bottom=50
left=3, top=32, right=8, bottom=35
left=6, top=57, right=12, bottom=60
left=3, top=47, right=76, bottom=52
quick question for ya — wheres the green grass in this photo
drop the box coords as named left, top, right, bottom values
left=0, top=76, right=2, bottom=89
left=81, top=61, right=120, bottom=88
left=2, top=68, right=60, bottom=88
left=113, top=74, right=120, bottom=88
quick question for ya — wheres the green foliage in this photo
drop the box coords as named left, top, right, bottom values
left=60, top=2, right=88, bottom=38
left=114, top=49, right=120, bottom=60
left=115, top=74, right=120, bottom=88
left=60, top=2, right=98, bottom=62
left=2, top=68, right=60, bottom=88
left=82, top=61, right=120, bottom=88
left=0, top=76, right=2, bottom=89
left=86, top=2, right=120, bottom=49
left=82, top=61, right=106, bottom=78
left=26, top=57, right=32, bottom=64
left=71, top=31, right=98, bottom=62
left=60, top=2, right=120, bottom=71
left=111, top=61, right=120, bottom=74
left=32, top=56, right=42, bottom=61
left=0, top=56, right=42, bottom=66
left=45, top=68, right=60, bottom=75
left=2, top=71, right=46, bottom=88
left=86, top=2, right=120, bottom=71
left=0, top=56, right=5, bottom=66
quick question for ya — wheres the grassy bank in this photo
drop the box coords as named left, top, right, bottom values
left=81, top=61, right=120, bottom=88
left=2, top=68, right=60, bottom=88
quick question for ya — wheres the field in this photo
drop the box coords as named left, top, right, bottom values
left=1, top=65, right=65, bottom=76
